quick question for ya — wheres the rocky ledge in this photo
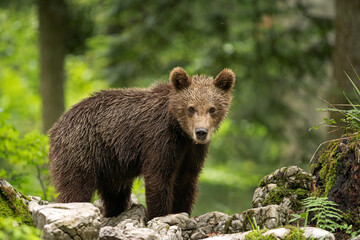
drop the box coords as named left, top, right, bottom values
left=2, top=166, right=356, bottom=239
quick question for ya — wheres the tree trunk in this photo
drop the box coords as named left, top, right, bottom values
left=38, top=0, right=67, bottom=133
left=330, top=0, right=360, bottom=137
left=311, top=136, right=360, bottom=235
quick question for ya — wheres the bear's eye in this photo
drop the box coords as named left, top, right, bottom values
left=209, top=107, right=216, bottom=114
left=188, top=107, right=195, bottom=114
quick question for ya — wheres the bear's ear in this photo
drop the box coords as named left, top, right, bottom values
left=214, top=69, right=235, bottom=92
left=170, top=67, right=191, bottom=91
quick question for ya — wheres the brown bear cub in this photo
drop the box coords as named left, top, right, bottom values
left=49, top=67, right=235, bottom=220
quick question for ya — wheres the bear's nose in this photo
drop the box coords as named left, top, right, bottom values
left=195, top=128, right=208, bottom=140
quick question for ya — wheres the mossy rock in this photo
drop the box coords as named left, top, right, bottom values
left=261, top=186, right=309, bottom=212
left=253, top=166, right=313, bottom=213
left=245, top=229, right=277, bottom=240
left=244, top=226, right=306, bottom=240
left=0, top=179, right=34, bottom=226
left=284, top=225, right=306, bottom=240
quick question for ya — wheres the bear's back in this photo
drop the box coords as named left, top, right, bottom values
left=49, top=83, right=176, bottom=172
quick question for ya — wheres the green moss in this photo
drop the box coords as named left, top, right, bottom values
left=244, top=226, right=306, bottom=240
left=284, top=225, right=305, bottom=240
left=261, top=186, right=309, bottom=212
left=258, top=175, right=270, bottom=188
left=310, top=140, right=340, bottom=197
left=295, top=189, right=309, bottom=199
left=0, top=186, right=34, bottom=226
left=262, top=187, right=289, bottom=206
left=223, top=215, right=234, bottom=234
left=294, top=173, right=314, bottom=185
left=290, top=189, right=309, bottom=212
left=245, top=229, right=277, bottom=240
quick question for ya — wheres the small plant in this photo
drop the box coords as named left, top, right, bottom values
left=245, top=217, right=276, bottom=240
left=284, top=225, right=305, bottom=240
left=290, top=211, right=309, bottom=228
left=290, top=197, right=345, bottom=233
left=341, top=223, right=360, bottom=238
left=249, top=217, right=261, bottom=233
left=311, top=69, right=360, bottom=134
left=303, top=197, right=342, bottom=232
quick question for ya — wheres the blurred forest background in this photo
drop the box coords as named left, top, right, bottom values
left=1, top=0, right=360, bottom=216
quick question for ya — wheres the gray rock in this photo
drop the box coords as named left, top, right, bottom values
left=227, top=205, right=289, bottom=233
left=252, top=166, right=313, bottom=212
left=191, top=211, right=229, bottom=239
left=101, top=204, right=147, bottom=229
left=93, top=200, right=104, bottom=215
left=263, top=228, right=290, bottom=238
left=163, top=226, right=183, bottom=240
left=351, top=234, right=360, bottom=240
left=302, top=227, right=335, bottom=240
left=208, top=227, right=335, bottom=240
left=32, top=202, right=101, bottom=240
left=252, top=184, right=277, bottom=208
left=148, top=213, right=197, bottom=239
left=207, top=227, right=335, bottom=240
left=100, top=226, right=160, bottom=240
left=205, top=231, right=250, bottom=240
left=27, top=195, right=49, bottom=214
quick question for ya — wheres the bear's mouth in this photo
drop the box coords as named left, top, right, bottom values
left=194, top=139, right=210, bottom=144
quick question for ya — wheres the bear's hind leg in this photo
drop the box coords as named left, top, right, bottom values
left=100, top=184, right=132, bottom=217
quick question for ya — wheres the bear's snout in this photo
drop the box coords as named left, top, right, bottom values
left=195, top=128, right=208, bottom=140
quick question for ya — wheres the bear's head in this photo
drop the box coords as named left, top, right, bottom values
left=169, top=67, right=235, bottom=144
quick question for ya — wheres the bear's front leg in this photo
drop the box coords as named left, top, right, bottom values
left=172, top=167, right=201, bottom=215
left=144, top=171, right=175, bottom=220
left=172, top=145, right=208, bottom=215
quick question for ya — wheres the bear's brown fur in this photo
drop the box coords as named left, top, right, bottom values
left=49, top=67, right=235, bottom=219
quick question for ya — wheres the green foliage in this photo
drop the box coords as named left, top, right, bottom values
left=249, top=216, right=261, bottom=234
left=312, top=71, right=360, bottom=133
left=304, top=197, right=342, bottom=232
left=65, top=55, right=108, bottom=108
left=290, top=211, right=309, bottom=228
left=0, top=6, right=41, bottom=132
left=0, top=217, right=41, bottom=240
left=0, top=113, right=53, bottom=200
left=340, top=223, right=360, bottom=238
left=132, top=178, right=146, bottom=206
left=245, top=221, right=307, bottom=240
left=93, top=0, right=329, bottom=165
left=291, top=197, right=344, bottom=233
left=0, top=0, right=334, bottom=215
